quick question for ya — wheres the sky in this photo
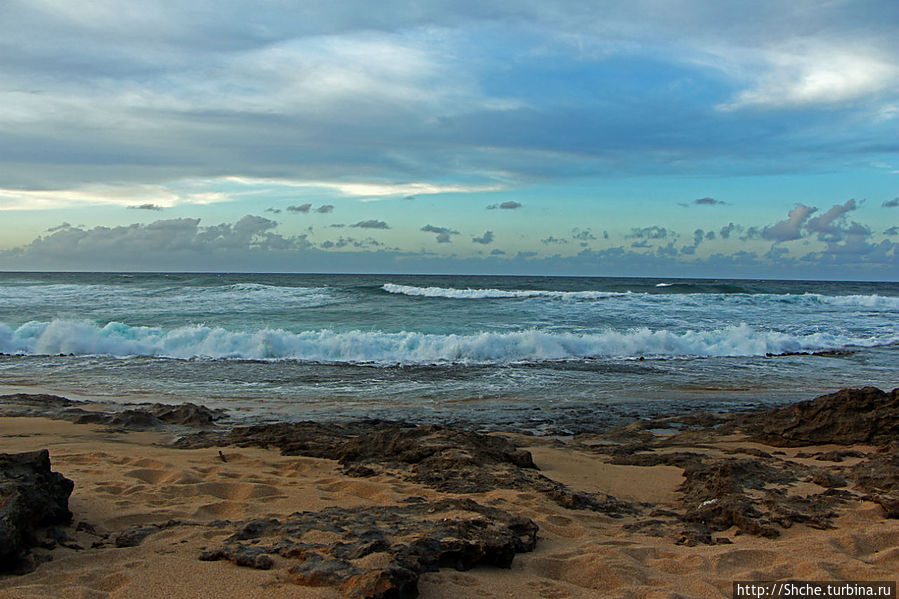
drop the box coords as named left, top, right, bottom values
left=0, top=0, right=897, bottom=280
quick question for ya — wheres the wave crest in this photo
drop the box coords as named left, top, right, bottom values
left=1, top=320, right=894, bottom=364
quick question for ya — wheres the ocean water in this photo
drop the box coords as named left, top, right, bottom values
left=0, top=272, right=897, bottom=432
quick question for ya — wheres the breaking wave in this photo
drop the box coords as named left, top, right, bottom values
left=382, top=283, right=899, bottom=310
left=1, top=320, right=895, bottom=365
left=381, top=283, right=628, bottom=300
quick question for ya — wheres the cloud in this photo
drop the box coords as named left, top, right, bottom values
left=472, top=230, right=494, bottom=245
left=805, top=199, right=858, bottom=240
left=719, top=223, right=738, bottom=239
left=351, top=219, right=390, bottom=229
left=627, top=226, right=669, bottom=240
left=884, top=226, right=899, bottom=235
left=320, top=236, right=382, bottom=249
left=490, top=249, right=505, bottom=255
left=541, top=236, right=568, bottom=245
left=762, top=204, right=816, bottom=242
left=0, top=215, right=310, bottom=269
left=691, top=197, right=727, bottom=206
left=719, top=44, right=898, bottom=111
left=487, top=201, right=522, bottom=210
left=47, top=222, right=71, bottom=232
left=316, top=205, right=334, bottom=213
left=127, top=203, right=163, bottom=211
left=421, top=224, right=459, bottom=243
left=264, top=208, right=282, bottom=214
left=571, top=228, right=596, bottom=241
left=883, top=198, right=899, bottom=208
left=287, top=204, right=312, bottom=213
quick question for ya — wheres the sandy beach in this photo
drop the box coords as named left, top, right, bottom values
left=1, top=388, right=897, bottom=599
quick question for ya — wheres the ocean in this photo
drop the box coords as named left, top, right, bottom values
left=0, top=272, right=897, bottom=433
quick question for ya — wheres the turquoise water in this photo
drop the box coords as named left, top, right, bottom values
left=0, top=272, right=897, bottom=431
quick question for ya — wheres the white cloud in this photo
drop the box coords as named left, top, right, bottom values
left=0, top=184, right=180, bottom=211
left=718, top=44, right=898, bottom=111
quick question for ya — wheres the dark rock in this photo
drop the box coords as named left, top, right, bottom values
left=178, top=421, right=634, bottom=515
left=146, top=403, right=223, bottom=426
left=201, top=545, right=274, bottom=569
left=851, top=443, right=899, bottom=517
left=75, top=409, right=163, bottom=429
left=201, top=498, right=537, bottom=599
left=0, top=450, right=74, bottom=572
left=744, top=387, right=899, bottom=447
left=0, top=393, right=223, bottom=430
left=115, top=525, right=161, bottom=548
left=810, top=471, right=848, bottom=488
left=609, top=451, right=703, bottom=468
left=815, top=450, right=866, bottom=463
left=678, top=458, right=802, bottom=539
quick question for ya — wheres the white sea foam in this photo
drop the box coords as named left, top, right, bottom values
left=381, top=283, right=629, bottom=300
left=1, top=320, right=895, bottom=364
left=381, top=283, right=899, bottom=311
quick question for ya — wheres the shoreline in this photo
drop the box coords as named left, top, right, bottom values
left=1, top=387, right=898, bottom=598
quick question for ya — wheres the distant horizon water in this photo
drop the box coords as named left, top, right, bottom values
left=1, top=272, right=897, bottom=433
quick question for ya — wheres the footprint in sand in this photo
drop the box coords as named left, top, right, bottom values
left=534, top=580, right=572, bottom=598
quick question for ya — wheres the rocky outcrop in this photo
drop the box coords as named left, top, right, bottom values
left=0, top=450, right=74, bottom=571
left=0, top=394, right=224, bottom=430
left=178, top=422, right=636, bottom=516
left=200, top=498, right=538, bottom=599
left=744, top=387, right=899, bottom=447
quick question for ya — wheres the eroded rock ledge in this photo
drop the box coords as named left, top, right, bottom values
left=0, top=449, right=74, bottom=572
left=200, top=498, right=538, bottom=599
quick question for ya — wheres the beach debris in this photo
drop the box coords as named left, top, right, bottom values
left=218, top=450, right=228, bottom=463
left=199, top=498, right=538, bottom=599
left=0, top=449, right=74, bottom=572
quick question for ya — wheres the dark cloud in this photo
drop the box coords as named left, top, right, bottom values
left=692, top=197, right=727, bottom=206
left=287, top=204, right=312, bottom=213
left=320, top=236, right=382, bottom=249
left=487, top=201, right=522, bottom=210
left=805, top=199, right=857, bottom=239
left=719, top=223, right=738, bottom=239
left=762, top=204, right=816, bottom=242
left=127, top=204, right=163, bottom=211
left=316, top=205, right=334, bottom=214
left=571, top=228, right=596, bottom=241
left=352, top=220, right=390, bottom=229
left=472, top=230, right=494, bottom=244
left=630, top=240, right=652, bottom=248
left=883, top=198, right=899, bottom=208
left=421, top=224, right=459, bottom=243
left=0, top=215, right=311, bottom=269
left=627, top=226, right=669, bottom=240
left=264, top=208, right=282, bottom=214
left=681, top=228, right=707, bottom=254
left=490, top=249, right=506, bottom=255
left=46, top=222, right=71, bottom=232
left=541, top=236, right=568, bottom=244
left=885, top=226, right=899, bottom=235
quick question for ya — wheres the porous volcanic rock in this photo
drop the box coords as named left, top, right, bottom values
left=0, top=450, right=74, bottom=571
left=200, top=498, right=538, bottom=599
left=177, top=422, right=636, bottom=515
left=743, top=387, right=899, bottom=447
